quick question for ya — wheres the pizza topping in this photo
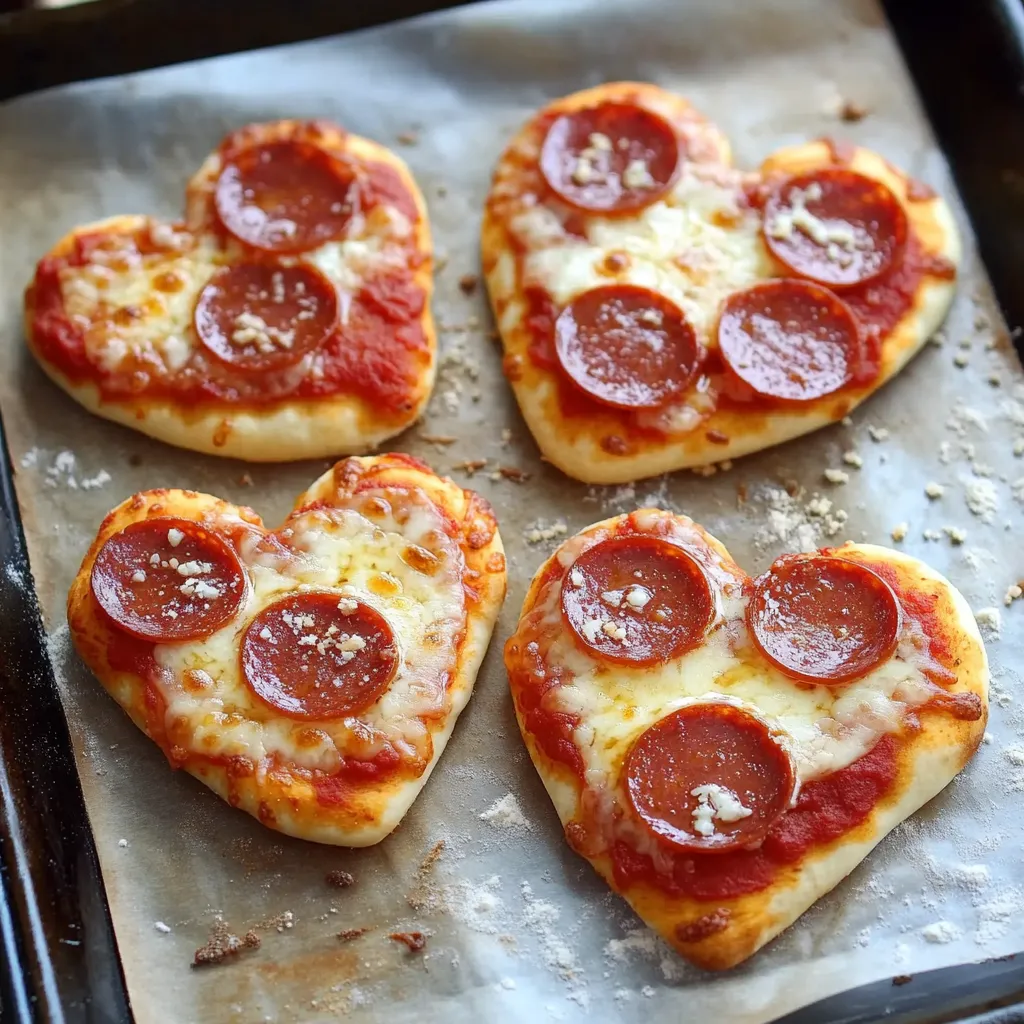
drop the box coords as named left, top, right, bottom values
left=562, top=535, right=713, bottom=666
left=241, top=591, right=399, bottom=719
left=624, top=702, right=797, bottom=853
left=717, top=279, right=861, bottom=402
left=554, top=285, right=700, bottom=410
left=214, top=140, right=354, bottom=253
left=763, top=170, right=908, bottom=288
left=194, top=263, right=338, bottom=372
left=748, top=554, right=902, bottom=685
left=539, top=102, right=680, bottom=214
left=91, top=518, right=246, bottom=642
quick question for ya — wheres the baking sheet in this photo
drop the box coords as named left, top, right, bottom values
left=0, top=0, right=1023, bottom=1020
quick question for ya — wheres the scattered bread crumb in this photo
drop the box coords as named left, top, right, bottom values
left=337, top=927, right=369, bottom=943
left=891, top=522, right=909, bottom=542
left=524, top=519, right=568, bottom=544
left=943, top=526, right=967, bottom=545
left=396, top=131, right=418, bottom=146
left=842, top=450, right=863, bottom=468
left=389, top=931, right=427, bottom=952
left=953, top=352, right=970, bottom=368
left=325, top=870, right=355, bottom=889
left=824, top=468, right=850, bottom=485
left=458, top=273, right=479, bottom=295
left=192, top=920, right=261, bottom=968
left=839, top=99, right=869, bottom=122
left=868, top=426, right=889, bottom=442
left=1004, top=584, right=1022, bottom=607
left=974, top=607, right=1002, bottom=639
left=925, top=482, right=944, bottom=499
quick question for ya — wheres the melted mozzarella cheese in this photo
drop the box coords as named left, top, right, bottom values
left=59, top=197, right=416, bottom=379
left=153, top=498, right=465, bottom=772
left=535, top=522, right=938, bottom=795
left=514, top=165, right=774, bottom=344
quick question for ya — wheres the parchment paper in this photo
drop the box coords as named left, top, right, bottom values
left=1, top=1, right=1023, bottom=1020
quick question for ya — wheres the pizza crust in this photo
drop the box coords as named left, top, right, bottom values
left=508, top=525, right=987, bottom=969
left=482, top=84, right=961, bottom=484
left=24, top=123, right=436, bottom=462
left=68, top=455, right=506, bottom=846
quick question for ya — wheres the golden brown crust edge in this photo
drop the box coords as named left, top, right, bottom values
left=67, top=455, right=506, bottom=847
left=25, top=122, right=436, bottom=462
left=482, top=84, right=961, bottom=484
left=507, top=521, right=987, bottom=969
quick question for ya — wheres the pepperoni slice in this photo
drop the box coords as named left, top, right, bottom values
left=561, top=535, right=714, bottom=666
left=539, top=102, right=680, bottom=215
left=194, top=262, right=338, bottom=372
left=241, top=592, right=398, bottom=719
left=763, top=169, right=908, bottom=288
left=624, top=703, right=797, bottom=853
left=717, top=279, right=860, bottom=402
left=748, top=555, right=902, bottom=685
left=554, top=285, right=700, bottom=410
left=90, top=518, right=246, bottom=643
left=215, top=141, right=354, bottom=253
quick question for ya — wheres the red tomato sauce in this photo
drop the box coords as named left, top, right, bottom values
left=29, top=164, right=426, bottom=416
left=610, top=735, right=898, bottom=901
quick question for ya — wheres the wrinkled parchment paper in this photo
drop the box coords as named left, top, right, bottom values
left=1, top=0, right=1023, bottom=1020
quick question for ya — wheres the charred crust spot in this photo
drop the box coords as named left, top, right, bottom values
left=675, top=908, right=731, bottom=943
left=212, top=420, right=232, bottom=448
left=705, top=429, right=729, bottom=445
left=600, top=434, right=633, bottom=456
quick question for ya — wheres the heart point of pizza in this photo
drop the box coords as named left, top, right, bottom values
left=505, top=509, right=987, bottom=969
left=26, top=120, right=435, bottom=461
left=482, top=83, right=961, bottom=483
left=68, top=454, right=506, bottom=846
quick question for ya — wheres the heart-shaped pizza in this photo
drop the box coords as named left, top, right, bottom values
left=505, top=509, right=987, bottom=969
left=482, top=83, right=960, bottom=484
left=68, top=455, right=505, bottom=845
left=26, top=120, right=434, bottom=461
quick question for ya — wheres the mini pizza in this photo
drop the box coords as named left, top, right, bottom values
left=68, top=454, right=506, bottom=846
left=26, top=120, right=435, bottom=461
left=506, top=509, right=987, bottom=969
left=482, top=83, right=961, bottom=484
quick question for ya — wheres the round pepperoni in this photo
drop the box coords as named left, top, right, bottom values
left=90, top=518, right=246, bottom=643
left=624, top=703, right=796, bottom=853
left=554, top=285, right=700, bottom=410
left=241, top=592, right=398, bottom=719
left=561, top=535, right=714, bottom=666
left=717, top=279, right=860, bottom=402
left=539, top=102, right=680, bottom=215
left=194, top=262, right=338, bottom=372
left=215, top=141, right=354, bottom=253
left=748, top=555, right=902, bottom=685
left=763, top=169, right=908, bottom=288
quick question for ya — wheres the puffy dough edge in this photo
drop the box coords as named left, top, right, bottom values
left=67, top=454, right=506, bottom=846
left=483, top=94, right=962, bottom=483
left=24, top=126, right=436, bottom=463
left=507, top=522, right=987, bottom=969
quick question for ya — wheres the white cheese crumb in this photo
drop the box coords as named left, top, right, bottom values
left=921, top=921, right=962, bottom=944
left=176, top=560, right=213, bottom=577
left=179, top=578, right=221, bottom=600
left=974, top=607, right=1002, bottom=639
left=337, top=598, right=359, bottom=615
left=601, top=589, right=624, bottom=608
left=117, top=839, right=129, bottom=848
left=891, top=522, right=909, bottom=542
left=625, top=585, right=650, bottom=610
left=166, top=528, right=184, bottom=547
left=690, top=784, right=752, bottom=837
left=824, top=468, right=850, bottom=485
left=131, top=570, right=147, bottom=583
left=569, top=568, right=584, bottom=588
left=149, top=553, right=160, bottom=566
left=842, top=450, right=863, bottom=468
left=479, top=793, right=533, bottom=831
left=600, top=620, right=628, bottom=642
left=621, top=158, right=656, bottom=190
left=581, top=618, right=603, bottom=643
left=925, top=481, right=945, bottom=499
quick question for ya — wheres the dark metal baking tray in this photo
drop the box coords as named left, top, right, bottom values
left=0, top=0, right=1021, bottom=1021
